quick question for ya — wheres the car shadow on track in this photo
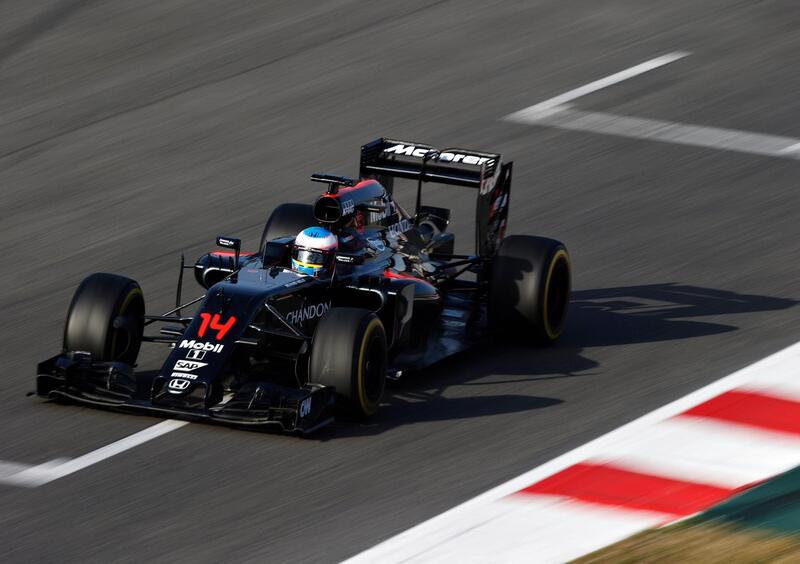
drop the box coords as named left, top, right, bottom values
left=326, top=283, right=796, bottom=438
left=568, top=283, right=796, bottom=347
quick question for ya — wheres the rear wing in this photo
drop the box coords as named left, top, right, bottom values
left=359, top=138, right=512, bottom=257
left=360, top=138, right=502, bottom=188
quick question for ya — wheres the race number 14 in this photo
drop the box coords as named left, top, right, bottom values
left=197, top=313, right=236, bottom=340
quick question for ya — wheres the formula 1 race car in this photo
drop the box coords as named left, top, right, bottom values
left=36, top=138, right=571, bottom=434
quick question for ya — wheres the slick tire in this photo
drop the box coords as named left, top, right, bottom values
left=63, top=273, right=145, bottom=364
left=309, top=308, right=387, bottom=419
left=259, top=203, right=316, bottom=253
left=489, top=235, right=571, bottom=343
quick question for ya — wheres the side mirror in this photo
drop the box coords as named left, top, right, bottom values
left=216, top=236, right=241, bottom=270
left=263, top=237, right=294, bottom=267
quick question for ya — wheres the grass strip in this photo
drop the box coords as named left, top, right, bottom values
left=573, top=522, right=800, bottom=563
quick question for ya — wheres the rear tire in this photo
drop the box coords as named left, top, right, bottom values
left=488, top=235, right=571, bottom=343
left=259, top=203, right=316, bottom=253
left=309, top=308, right=387, bottom=418
left=63, top=273, right=145, bottom=364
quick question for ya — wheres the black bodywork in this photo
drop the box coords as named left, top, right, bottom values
left=36, top=138, right=513, bottom=434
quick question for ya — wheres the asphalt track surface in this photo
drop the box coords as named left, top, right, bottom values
left=1, top=1, right=800, bottom=562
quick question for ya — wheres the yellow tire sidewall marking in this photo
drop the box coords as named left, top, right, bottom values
left=542, top=249, right=569, bottom=341
left=357, top=318, right=382, bottom=416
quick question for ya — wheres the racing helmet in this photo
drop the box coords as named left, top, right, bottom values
left=291, top=226, right=338, bottom=277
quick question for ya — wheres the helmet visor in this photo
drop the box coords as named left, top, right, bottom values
left=293, top=248, right=328, bottom=266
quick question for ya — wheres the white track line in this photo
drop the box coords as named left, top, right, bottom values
left=506, top=107, right=800, bottom=160
left=504, top=51, right=800, bottom=160
left=506, top=51, right=689, bottom=115
left=344, top=341, right=800, bottom=563
left=0, top=420, right=188, bottom=487
left=0, top=461, right=36, bottom=482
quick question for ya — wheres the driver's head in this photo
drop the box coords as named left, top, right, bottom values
left=291, top=226, right=338, bottom=277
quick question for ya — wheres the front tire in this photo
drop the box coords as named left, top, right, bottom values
left=489, top=235, right=571, bottom=343
left=63, top=273, right=145, bottom=364
left=309, top=308, right=387, bottom=418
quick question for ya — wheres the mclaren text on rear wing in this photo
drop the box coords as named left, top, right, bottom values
left=360, top=138, right=503, bottom=189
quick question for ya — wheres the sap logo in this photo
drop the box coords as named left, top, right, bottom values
left=186, top=349, right=206, bottom=360
left=178, top=340, right=224, bottom=353
left=299, top=397, right=312, bottom=418
left=285, top=301, right=331, bottom=325
left=341, top=199, right=355, bottom=215
left=384, top=144, right=495, bottom=167
left=167, top=378, right=191, bottom=393
left=173, top=360, right=207, bottom=372
left=387, top=219, right=412, bottom=236
left=170, top=372, right=198, bottom=380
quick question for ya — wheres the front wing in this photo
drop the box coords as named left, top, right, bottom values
left=36, top=352, right=335, bottom=435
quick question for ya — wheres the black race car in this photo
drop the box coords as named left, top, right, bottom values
left=36, top=138, right=571, bottom=434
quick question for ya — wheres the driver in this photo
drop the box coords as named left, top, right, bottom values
left=291, top=226, right=338, bottom=277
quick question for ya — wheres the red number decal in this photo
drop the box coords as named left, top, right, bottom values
left=197, top=313, right=236, bottom=340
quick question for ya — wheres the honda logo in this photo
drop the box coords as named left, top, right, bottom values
left=168, top=378, right=191, bottom=393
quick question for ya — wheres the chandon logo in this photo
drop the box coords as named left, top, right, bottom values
left=383, top=144, right=495, bottom=167
left=285, top=301, right=331, bottom=325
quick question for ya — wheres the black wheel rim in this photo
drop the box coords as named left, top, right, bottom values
left=111, top=294, right=144, bottom=363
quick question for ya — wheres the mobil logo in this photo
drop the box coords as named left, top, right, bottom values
left=178, top=340, right=224, bottom=353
